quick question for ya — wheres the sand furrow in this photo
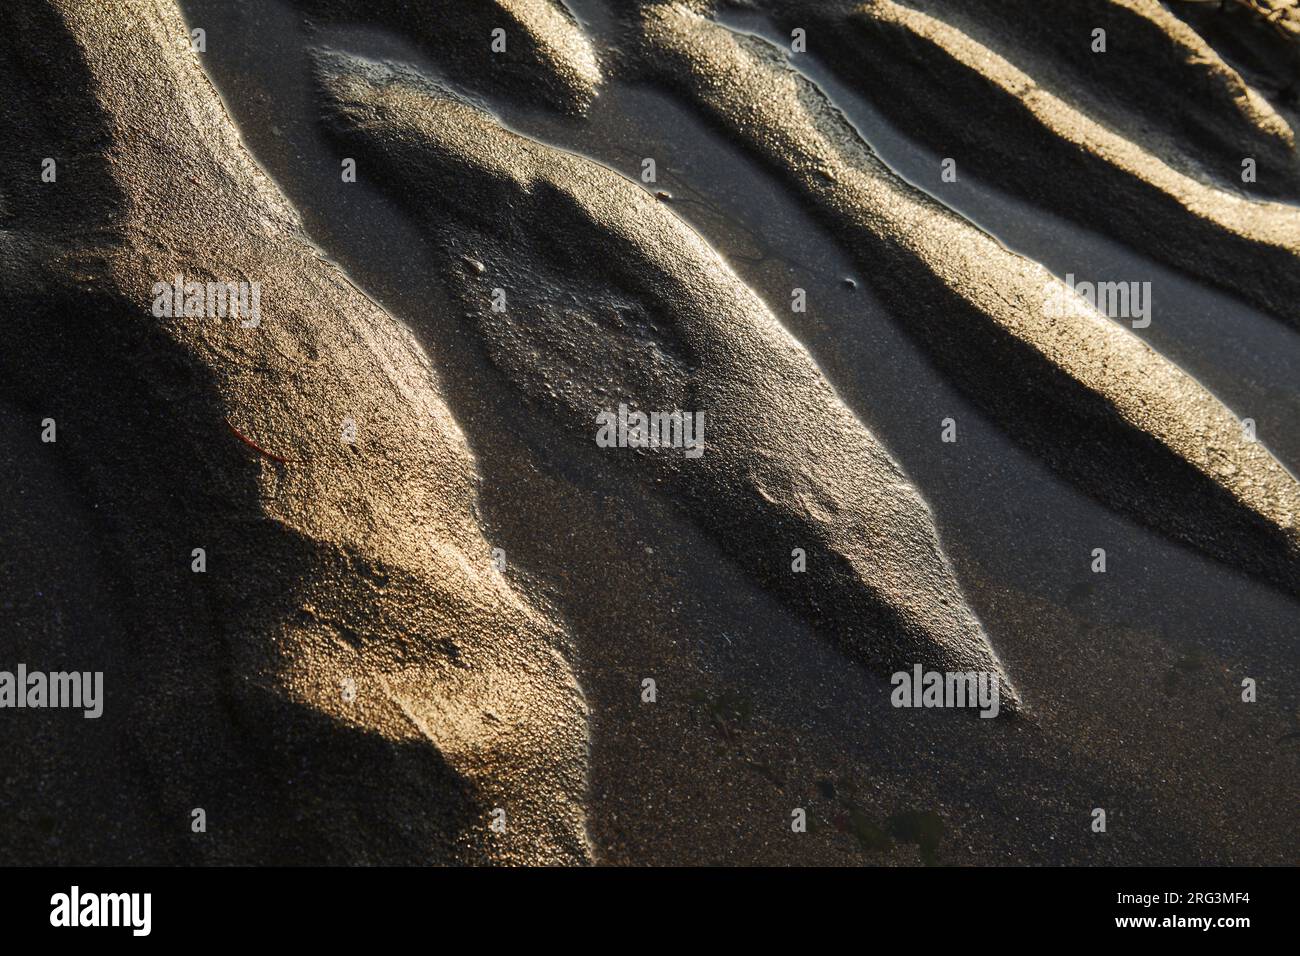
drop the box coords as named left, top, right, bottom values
left=745, top=0, right=1300, bottom=330
left=633, top=2, right=1300, bottom=596
left=315, top=50, right=1021, bottom=704
left=293, top=0, right=602, bottom=112
left=891, top=0, right=1297, bottom=196
left=0, top=0, right=589, bottom=864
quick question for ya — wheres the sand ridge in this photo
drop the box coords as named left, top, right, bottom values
left=315, top=49, right=1023, bottom=703
left=0, top=0, right=590, bottom=864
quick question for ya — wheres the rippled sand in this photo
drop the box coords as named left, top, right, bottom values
left=1, top=0, right=1296, bottom=865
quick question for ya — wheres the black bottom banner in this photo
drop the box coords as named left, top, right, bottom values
left=0, top=865, right=1284, bottom=942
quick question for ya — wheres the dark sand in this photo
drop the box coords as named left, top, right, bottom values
left=1, top=0, right=1297, bottom=865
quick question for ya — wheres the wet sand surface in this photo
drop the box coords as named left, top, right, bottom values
left=1, top=0, right=1296, bottom=864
